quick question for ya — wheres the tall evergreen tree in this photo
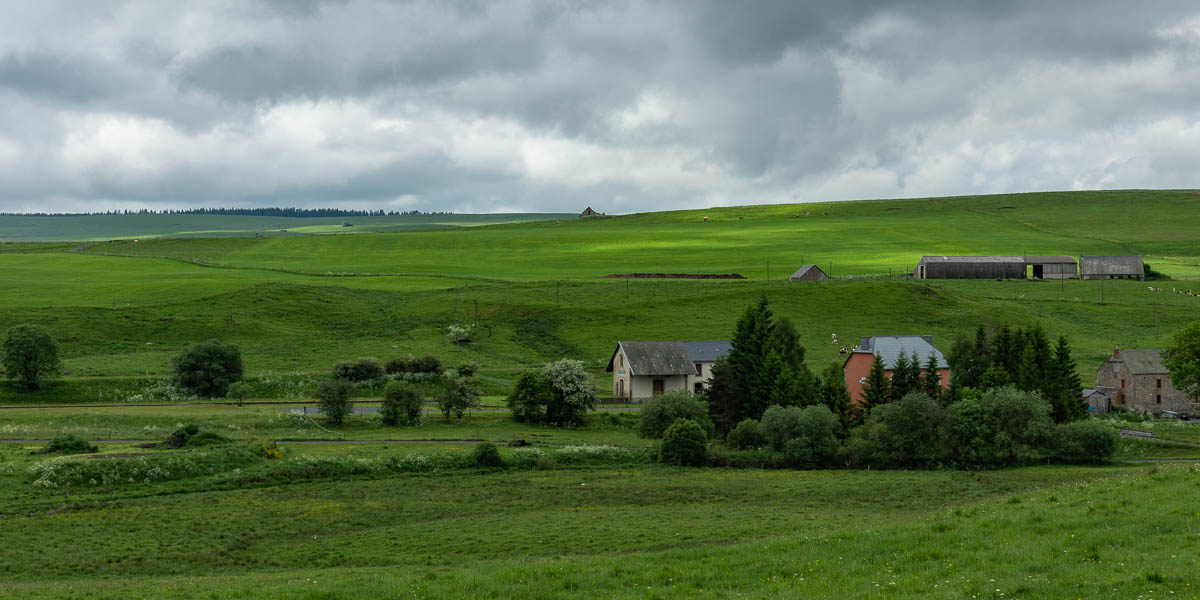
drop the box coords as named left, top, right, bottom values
left=947, top=332, right=982, bottom=389
left=861, top=353, right=890, bottom=414
left=991, top=325, right=1021, bottom=376
left=771, top=317, right=806, bottom=369
left=920, top=352, right=943, bottom=402
left=753, top=349, right=786, bottom=417
left=1050, top=335, right=1085, bottom=423
left=722, top=295, right=775, bottom=421
left=821, top=361, right=852, bottom=434
left=1016, top=340, right=1041, bottom=392
left=706, top=357, right=739, bottom=435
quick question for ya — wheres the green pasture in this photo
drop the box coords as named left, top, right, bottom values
left=0, top=446, right=1195, bottom=598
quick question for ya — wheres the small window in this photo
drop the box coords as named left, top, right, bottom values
left=695, top=363, right=703, bottom=376
left=694, top=383, right=703, bottom=394
left=1157, top=379, right=1162, bottom=389
left=1157, top=395, right=1162, bottom=404
left=1121, top=378, right=1125, bottom=388
left=619, top=354, right=623, bottom=368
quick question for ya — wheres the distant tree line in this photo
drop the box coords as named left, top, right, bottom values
left=0, top=207, right=451, bottom=217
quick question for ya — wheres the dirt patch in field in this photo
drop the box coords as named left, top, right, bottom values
left=603, top=273, right=745, bottom=279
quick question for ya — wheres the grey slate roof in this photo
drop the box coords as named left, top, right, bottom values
left=789, top=264, right=828, bottom=280
left=1115, top=349, right=1168, bottom=375
left=1024, top=255, right=1076, bottom=264
left=918, top=256, right=1024, bottom=264
left=679, top=341, right=732, bottom=363
left=1080, top=255, right=1143, bottom=276
left=606, top=340, right=731, bottom=376
left=854, top=335, right=948, bottom=369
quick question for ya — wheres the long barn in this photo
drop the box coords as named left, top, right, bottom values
left=913, top=256, right=1026, bottom=279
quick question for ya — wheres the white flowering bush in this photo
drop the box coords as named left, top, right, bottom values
left=29, top=448, right=257, bottom=489
left=444, top=325, right=474, bottom=344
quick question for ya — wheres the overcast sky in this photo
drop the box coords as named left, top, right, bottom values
left=3, top=1, right=1200, bottom=214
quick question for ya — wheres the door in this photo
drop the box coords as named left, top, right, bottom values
left=617, top=379, right=625, bottom=400
left=652, top=379, right=664, bottom=395
left=1033, top=264, right=1043, bottom=279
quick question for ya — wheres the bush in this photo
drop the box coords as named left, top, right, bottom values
left=781, top=406, right=841, bottom=468
left=437, top=376, right=481, bottom=420
left=33, top=435, right=97, bottom=455
left=332, top=357, right=384, bottom=382
left=507, top=370, right=554, bottom=423
left=1056, top=419, right=1118, bottom=464
left=470, top=442, right=505, bottom=468
left=726, top=419, right=766, bottom=450
left=2, top=324, right=61, bottom=390
left=445, top=325, right=474, bottom=344
left=225, top=381, right=252, bottom=404
left=659, top=418, right=709, bottom=466
left=456, top=363, right=478, bottom=377
left=315, top=379, right=355, bottom=425
left=636, top=390, right=715, bottom=439
left=760, top=405, right=805, bottom=451
left=381, top=381, right=424, bottom=426
left=172, top=339, right=244, bottom=398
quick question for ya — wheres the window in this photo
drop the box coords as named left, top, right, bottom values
left=695, top=363, right=703, bottom=376
left=619, top=354, right=623, bottom=368
left=694, top=383, right=703, bottom=394
left=1157, top=395, right=1162, bottom=405
left=652, top=379, right=664, bottom=395
left=1121, top=378, right=1125, bottom=388
left=1157, top=379, right=1162, bottom=389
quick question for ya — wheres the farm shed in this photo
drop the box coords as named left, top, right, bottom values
left=789, top=264, right=830, bottom=281
left=1082, top=388, right=1111, bottom=414
left=605, top=340, right=731, bottom=402
left=913, top=256, right=1026, bottom=280
left=842, top=335, right=950, bottom=406
left=1024, top=256, right=1077, bottom=280
left=580, top=206, right=599, bottom=217
left=1080, top=255, right=1144, bottom=280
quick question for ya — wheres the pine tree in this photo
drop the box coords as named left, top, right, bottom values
left=821, top=361, right=852, bottom=434
left=1016, top=340, right=1040, bottom=392
left=706, top=357, right=738, bottom=435
left=889, top=352, right=913, bottom=400
left=947, top=332, right=980, bottom=389
left=771, top=317, right=806, bottom=369
left=723, top=295, right=775, bottom=422
left=921, top=352, right=942, bottom=402
left=1051, top=335, right=1085, bottom=422
left=861, top=353, right=890, bottom=414
left=753, top=349, right=785, bottom=417
left=991, top=325, right=1021, bottom=376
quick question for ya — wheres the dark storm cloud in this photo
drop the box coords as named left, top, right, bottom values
left=1, top=0, right=1200, bottom=214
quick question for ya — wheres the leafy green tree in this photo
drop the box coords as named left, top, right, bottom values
left=382, top=380, right=424, bottom=426
left=820, top=361, right=852, bottom=433
left=637, top=390, right=715, bottom=439
left=315, top=379, right=355, bottom=425
left=1, top=324, right=61, bottom=390
left=659, top=418, right=709, bottom=466
left=542, top=359, right=597, bottom=426
left=759, top=404, right=805, bottom=451
left=1163, top=321, right=1200, bottom=402
left=782, top=405, right=841, bottom=467
left=437, top=376, right=481, bottom=421
left=920, top=352, right=943, bottom=403
left=225, top=381, right=252, bottom=406
left=726, top=418, right=765, bottom=449
left=172, top=339, right=243, bottom=398
left=507, top=370, right=554, bottom=423
left=331, top=357, right=384, bottom=382
left=861, top=354, right=890, bottom=414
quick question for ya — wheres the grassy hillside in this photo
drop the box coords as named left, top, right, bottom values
left=0, top=212, right=574, bottom=242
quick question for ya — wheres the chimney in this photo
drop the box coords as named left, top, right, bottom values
left=1112, top=346, right=1120, bottom=360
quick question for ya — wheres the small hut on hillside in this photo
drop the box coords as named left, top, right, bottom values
left=1080, top=255, right=1144, bottom=280
left=789, top=264, right=830, bottom=281
left=913, top=256, right=1026, bottom=280
left=580, top=207, right=599, bottom=217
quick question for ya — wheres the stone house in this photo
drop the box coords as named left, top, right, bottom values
left=843, top=335, right=950, bottom=405
left=1095, top=347, right=1194, bottom=415
left=605, top=340, right=731, bottom=402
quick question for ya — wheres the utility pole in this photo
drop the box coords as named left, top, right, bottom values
left=474, top=300, right=479, bottom=328
left=1155, top=301, right=1159, bottom=340
left=766, top=260, right=770, bottom=281
left=556, top=281, right=559, bottom=306
left=626, top=276, right=630, bottom=299
left=1100, top=278, right=1105, bottom=306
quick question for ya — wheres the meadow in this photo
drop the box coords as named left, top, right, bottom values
left=2, top=190, right=1199, bottom=598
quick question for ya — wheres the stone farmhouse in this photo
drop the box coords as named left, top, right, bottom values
left=606, top=340, right=731, bottom=402
left=1094, top=347, right=1194, bottom=415
left=842, top=335, right=949, bottom=405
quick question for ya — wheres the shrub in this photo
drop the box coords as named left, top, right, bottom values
left=445, top=325, right=473, bottom=344
left=225, top=381, right=252, bottom=405
left=456, top=363, right=478, bottom=377
left=659, top=418, right=709, bottom=466
left=781, top=406, right=841, bottom=468
left=760, top=405, right=805, bottom=450
left=1056, top=419, right=1118, bottom=464
left=185, top=431, right=232, bottom=447
left=542, top=359, right=597, bottom=426
left=2, top=324, right=61, bottom=390
left=332, top=357, right=384, bottom=382
left=315, top=379, right=355, bottom=425
left=437, top=376, right=481, bottom=420
left=636, top=390, right=716, bottom=439
left=507, top=370, right=554, bottom=423
left=470, top=442, right=505, bottom=468
left=172, top=339, right=244, bottom=398
left=381, top=381, right=423, bottom=426
left=33, top=435, right=97, bottom=455
left=726, top=418, right=766, bottom=450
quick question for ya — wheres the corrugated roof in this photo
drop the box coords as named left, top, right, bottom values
left=918, top=256, right=1024, bottom=264
left=789, top=264, right=828, bottom=279
left=1080, top=255, right=1143, bottom=275
left=855, top=335, right=948, bottom=369
left=1115, top=349, right=1168, bottom=375
left=679, top=341, right=732, bottom=363
left=606, top=341, right=732, bottom=376
left=1024, top=256, right=1076, bottom=264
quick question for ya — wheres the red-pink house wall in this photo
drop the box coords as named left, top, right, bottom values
left=843, top=352, right=950, bottom=406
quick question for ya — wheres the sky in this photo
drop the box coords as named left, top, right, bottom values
left=3, top=1, right=1200, bottom=214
